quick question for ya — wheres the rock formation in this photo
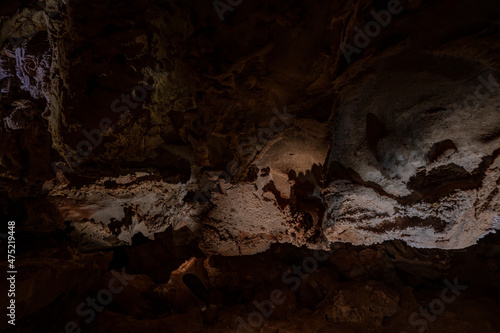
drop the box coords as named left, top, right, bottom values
left=0, top=0, right=499, bottom=332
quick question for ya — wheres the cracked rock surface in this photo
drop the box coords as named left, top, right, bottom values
left=1, top=0, right=500, bottom=332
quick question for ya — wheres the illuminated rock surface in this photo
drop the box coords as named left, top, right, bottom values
left=1, top=0, right=499, bottom=332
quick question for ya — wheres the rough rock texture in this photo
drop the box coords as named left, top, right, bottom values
left=1, top=0, right=500, bottom=332
left=3, top=236, right=500, bottom=332
left=2, top=0, right=497, bottom=255
left=1, top=0, right=499, bottom=254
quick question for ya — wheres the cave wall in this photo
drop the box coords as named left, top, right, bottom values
left=0, top=0, right=500, bottom=331
left=3, top=0, right=498, bottom=254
